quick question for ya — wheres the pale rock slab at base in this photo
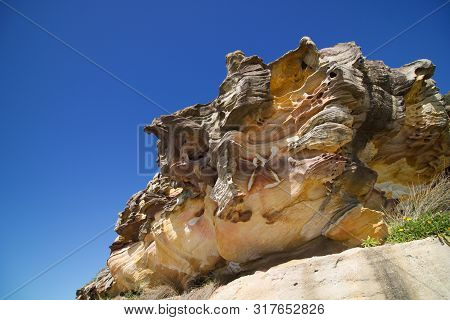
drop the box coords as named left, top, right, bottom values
left=211, top=237, right=450, bottom=300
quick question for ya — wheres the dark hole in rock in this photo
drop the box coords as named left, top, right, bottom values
left=301, top=60, right=308, bottom=70
left=239, top=210, right=252, bottom=222
left=329, top=71, right=337, bottom=78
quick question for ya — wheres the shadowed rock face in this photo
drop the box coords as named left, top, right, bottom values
left=76, top=37, right=450, bottom=299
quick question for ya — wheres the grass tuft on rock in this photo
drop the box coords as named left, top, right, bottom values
left=361, top=236, right=381, bottom=248
left=384, top=173, right=450, bottom=244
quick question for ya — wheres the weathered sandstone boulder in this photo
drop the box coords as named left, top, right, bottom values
left=211, top=237, right=450, bottom=299
left=77, top=37, right=449, bottom=299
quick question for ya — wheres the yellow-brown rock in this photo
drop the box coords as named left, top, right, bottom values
left=76, top=37, right=450, bottom=299
left=324, top=206, right=388, bottom=247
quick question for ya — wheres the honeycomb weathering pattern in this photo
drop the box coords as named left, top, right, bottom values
left=76, top=37, right=450, bottom=299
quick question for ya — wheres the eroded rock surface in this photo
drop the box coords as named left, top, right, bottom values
left=76, top=37, right=449, bottom=299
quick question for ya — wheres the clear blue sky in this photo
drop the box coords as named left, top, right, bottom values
left=0, top=0, right=448, bottom=299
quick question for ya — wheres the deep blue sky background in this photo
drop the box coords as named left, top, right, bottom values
left=0, top=0, right=448, bottom=299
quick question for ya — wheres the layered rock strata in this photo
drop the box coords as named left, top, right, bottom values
left=77, top=37, right=450, bottom=299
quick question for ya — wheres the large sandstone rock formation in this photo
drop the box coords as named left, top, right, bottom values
left=76, top=37, right=450, bottom=299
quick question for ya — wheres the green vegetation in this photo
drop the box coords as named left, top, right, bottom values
left=386, top=211, right=450, bottom=243
left=384, top=174, right=450, bottom=244
left=122, top=290, right=143, bottom=300
left=361, top=236, right=381, bottom=248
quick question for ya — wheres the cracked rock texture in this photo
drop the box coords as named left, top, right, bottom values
left=211, top=237, right=450, bottom=299
left=76, top=37, right=450, bottom=299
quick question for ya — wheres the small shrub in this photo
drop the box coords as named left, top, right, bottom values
left=361, top=236, right=380, bottom=248
left=386, top=211, right=450, bottom=243
left=120, top=280, right=219, bottom=300
left=383, top=174, right=450, bottom=244
left=122, top=290, right=143, bottom=300
left=384, top=174, right=450, bottom=225
left=139, top=285, right=179, bottom=300
left=177, top=280, right=219, bottom=300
